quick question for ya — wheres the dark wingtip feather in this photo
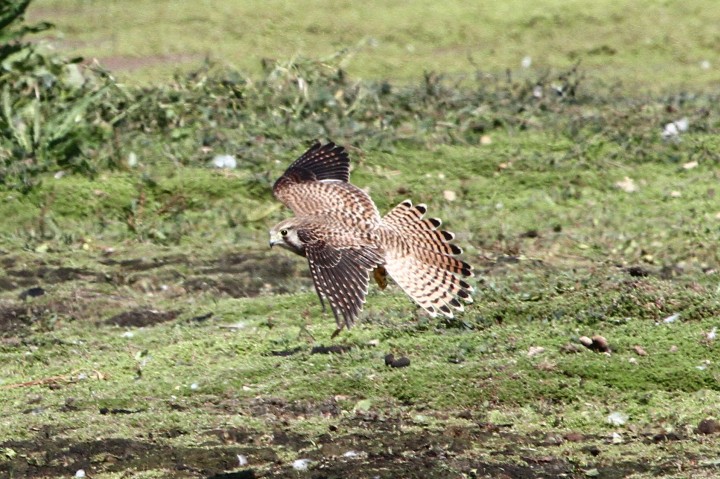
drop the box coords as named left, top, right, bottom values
left=441, top=230, right=455, bottom=241
left=276, top=140, right=351, bottom=187
left=459, top=260, right=474, bottom=276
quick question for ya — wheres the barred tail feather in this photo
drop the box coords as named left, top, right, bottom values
left=383, top=255, right=473, bottom=318
left=381, top=199, right=474, bottom=318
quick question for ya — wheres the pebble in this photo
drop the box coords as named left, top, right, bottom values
left=579, top=335, right=610, bottom=353
left=607, top=411, right=628, bottom=426
left=211, top=154, right=237, bottom=169
left=633, top=345, right=647, bottom=356
left=292, top=459, right=312, bottom=471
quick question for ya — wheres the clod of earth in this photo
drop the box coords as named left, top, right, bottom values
left=697, top=419, right=720, bottom=435
left=579, top=335, right=611, bottom=353
left=390, top=356, right=411, bottom=368
left=384, top=354, right=410, bottom=368
left=19, top=286, right=45, bottom=300
left=625, top=266, right=651, bottom=277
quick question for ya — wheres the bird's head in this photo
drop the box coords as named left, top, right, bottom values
left=269, top=218, right=306, bottom=256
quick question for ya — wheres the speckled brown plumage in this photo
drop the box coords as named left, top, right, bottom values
left=269, top=141, right=473, bottom=332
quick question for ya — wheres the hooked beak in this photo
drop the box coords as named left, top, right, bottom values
left=269, top=234, right=282, bottom=248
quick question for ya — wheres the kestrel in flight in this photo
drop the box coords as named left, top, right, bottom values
left=269, top=141, right=473, bottom=334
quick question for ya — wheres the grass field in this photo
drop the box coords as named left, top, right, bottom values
left=27, top=0, right=720, bottom=91
left=2, top=1, right=720, bottom=478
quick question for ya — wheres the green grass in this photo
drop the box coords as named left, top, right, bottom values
left=28, top=0, right=720, bottom=91
left=1, top=139, right=719, bottom=477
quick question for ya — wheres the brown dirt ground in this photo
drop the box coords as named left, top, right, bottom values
left=0, top=254, right=714, bottom=478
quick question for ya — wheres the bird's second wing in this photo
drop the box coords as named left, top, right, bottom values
left=273, top=141, right=347, bottom=212
left=276, top=141, right=350, bottom=185
left=301, top=229, right=384, bottom=330
left=273, top=141, right=380, bottom=219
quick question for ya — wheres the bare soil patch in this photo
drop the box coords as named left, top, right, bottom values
left=0, top=251, right=304, bottom=336
left=0, top=415, right=680, bottom=478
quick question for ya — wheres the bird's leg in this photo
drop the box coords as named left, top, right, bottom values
left=315, top=287, right=327, bottom=312
left=329, top=307, right=345, bottom=340
left=312, top=285, right=344, bottom=340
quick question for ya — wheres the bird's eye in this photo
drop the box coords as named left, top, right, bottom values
left=280, top=229, right=288, bottom=236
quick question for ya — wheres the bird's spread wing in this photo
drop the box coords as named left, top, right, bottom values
left=274, top=141, right=349, bottom=186
left=273, top=141, right=379, bottom=219
left=300, top=228, right=384, bottom=330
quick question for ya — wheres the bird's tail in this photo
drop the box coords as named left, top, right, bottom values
left=380, top=200, right=474, bottom=318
